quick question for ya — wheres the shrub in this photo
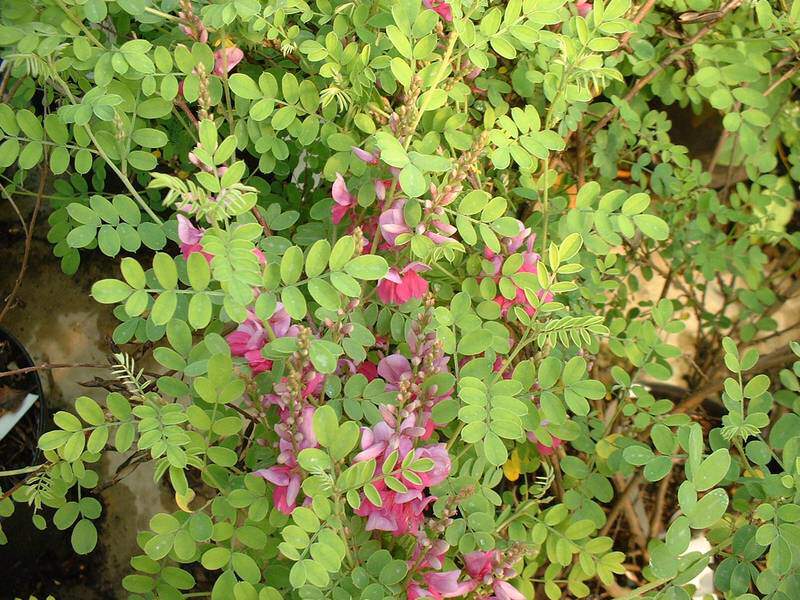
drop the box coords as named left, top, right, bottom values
left=1, top=0, right=800, bottom=598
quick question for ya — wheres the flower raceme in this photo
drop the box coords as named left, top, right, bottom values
left=422, top=0, right=453, bottom=22
left=377, top=262, right=431, bottom=304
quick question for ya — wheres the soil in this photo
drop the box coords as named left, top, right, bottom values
left=0, top=329, right=111, bottom=599
left=0, top=502, right=112, bottom=600
left=0, top=328, right=44, bottom=481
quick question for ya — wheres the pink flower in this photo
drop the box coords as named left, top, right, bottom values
left=414, top=443, right=451, bottom=487
left=356, top=361, right=379, bottom=381
left=178, top=12, right=208, bottom=43
left=423, top=0, right=453, bottom=21
left=352, top=146, right=380, bottom=165
left=576, top=0, right=592, bottom=16
left=377, top=262, right=430, bottom=304
left=354, top=483, right=434, bottom=535
left=377, top=353, right=413, bottom=389
left=213, top=46, right=244, bottom=76
left=464, top=551, right=495, bottom=580
left=354, top=419, right=416, bottom=464
left=493, top=581, right=526, bottom=600
left=177, top=215, right=212, bottom=261
left=226, top=305, right=298, bottom=374
left=491, top=233, right=555, bottom=317
left=379, top=199, right=411, bottom=246
left=332, top=173, right=356, bottom=224
left=426, top=220, right=457, bottom=245
left=408, top=571, right=475, bottom=599
left=256, top=464, right=300, bottom=514
left=462, top=551, right=525, bottom=600
left=527, top=420, right=563, bottom=456
left=255, top=405, right=317, bottom=514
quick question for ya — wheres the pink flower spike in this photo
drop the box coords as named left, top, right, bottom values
left=576, top=0, right=592, bottom=16
left=213, top=46, right=244, bottom=76
left=352, top=146, right=380, bottom=165
left=332, top=173, right=356, bottom=224
left=415, top=444, right=451, bottom=487
left=463, top=551, right=495, bottom=580
left=423, top=571, right=476, bottom=598
left=493, top=581, right=526, bottom=600
left=423, top=0, right=453, bottom=21
left=378, top=353, right=412, bottom=384
left=178, top=12, right=208, bottom=43
left=379, top=199, right=411, bottom=246
left=177, top=214, right=212, bottom=261
left=377, top=263, right=430, bottom=304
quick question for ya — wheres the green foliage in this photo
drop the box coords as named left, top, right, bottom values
left=1, top=0, right=800, bottom=599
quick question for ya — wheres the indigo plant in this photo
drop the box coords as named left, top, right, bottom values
left=1, top=0, right=800, bottom=599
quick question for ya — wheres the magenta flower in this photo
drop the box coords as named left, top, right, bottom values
left=407, top=571, right=475, bottom=599
left=213, top=46, right=244, bottom=76
left=226, top=305, right=298, bottom=374
left=255, top=405, right=317, bottom=514
left=462, top=551, right=525, bottom=600
left=491, top=233, right=554, bottom=317
left=177, top=214, right=212, bottom=261
left=354, top=482, right=434, bottom=535
left=527, top=421, right=563, bottom=456
left=352, top=146, right=380, bottom=165
left=414, top=443, right=451, bottom=488
left=377, top=262, right=430, bottom=304
left=426, top=220, right=457, bottom=245
left=377, top=353, right=413, bottom=389
left=576, top=0, right=592, bottom=16
left=379, top=199, right=411, bottom=246
left=256, top=463, right=300, bottom=514
left=332, top=173, right=356, bottom=224
left=356, top=361, right=379, bottom=381
left=423, top=0, right=453, bottom=21
left=505, top=222, right=532, bottom=254
left=493, top=581, right=526, bottom=600
left=464, top=551, right=495, bottom=581
left=354, top=418, right=417, bottom=463
left=178, top=11, right=208, bottom=43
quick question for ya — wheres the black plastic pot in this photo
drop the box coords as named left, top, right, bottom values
left=0, top=325, right=47, bottom=479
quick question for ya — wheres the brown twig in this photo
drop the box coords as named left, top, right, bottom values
left=97, top=452, right=149, bottom=492
left=618, top=0, right=657, bottom=50
left=600, top=472, right=644, bottom=537
left=649, top=470, right=673, bottom=538
left=0, top=164, right=46, bottom=324
left=0, top=68, right=11, bottom=102
left=613, top=474, right=649, bottom=551
left=764, top=61, right=800, bottom=97
left=588, top=0, right=743, bottom=141
left=251, top=206, right=273, bottom=236
left=0, top=465, right=46, bottom=501
left=0, top=362, right=106, bottom=379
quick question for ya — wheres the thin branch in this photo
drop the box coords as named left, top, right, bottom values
left=600, top=473, right=644, bottom=537
left=764, top=61, right=800, bottom=96
left=0, top=163, right=46, bottom=324
left=0, top=362, right=106, bottom=379
left=0, top=181, right=29, bottom=237
left=649, top=470, right=673, bottom=538
left=618, top=0, right=657, bottom=50
left=588, top=0, right=743, bottom=141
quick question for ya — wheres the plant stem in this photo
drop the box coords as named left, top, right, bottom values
left=51, top=73, right=163, bottom=224
left=53, top=0, right=104, bottom=49
left=0, top=464, right=45, bottom=478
